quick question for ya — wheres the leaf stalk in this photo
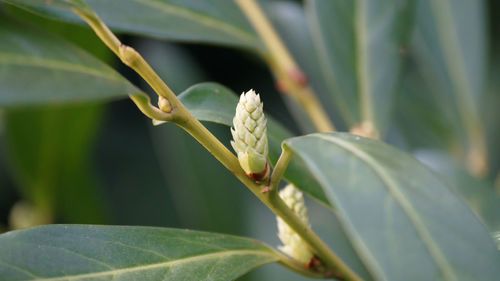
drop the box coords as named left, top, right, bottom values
left=268, top=145, right=293, bottom=192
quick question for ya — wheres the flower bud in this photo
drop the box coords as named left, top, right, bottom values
left=231, top=89, right=269, bottom=181
left=277, top=184, right=314, bottom=264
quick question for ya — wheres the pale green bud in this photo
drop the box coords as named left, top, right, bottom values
left=277, top=184, right=314, bottom=264
left=231, top=89, right=269, bottom=180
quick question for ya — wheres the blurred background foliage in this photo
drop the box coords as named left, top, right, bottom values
left=0, top=0, right=499, bottom=280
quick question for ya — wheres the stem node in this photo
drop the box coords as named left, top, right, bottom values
left=129, top=94, right=173, bottom=121
left=269, top=146, right=293, bottom=192
left=260, top=186, right=270, bottom=194
left=118, top=44, right=141, bottom=68
left=288, top=68, right=307, bottom=87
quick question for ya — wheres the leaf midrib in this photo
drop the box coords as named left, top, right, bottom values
left=25, top=249, right=275, bottom=281
left=132, top=0, right=258, bottom=45
left=0, top=53, right=121, bottom=81
left=313, top=134, right=458, bottom=281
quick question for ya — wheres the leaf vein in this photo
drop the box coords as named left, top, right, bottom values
left=0, top=259, right=41, bottom=279
left=316, top=134, right=458, bottom=281
left=0, top=53, right=121, bottom=81
left=48, top=246, right=115, bottom=270
left=160, top=266, right=171, bottom=281
left=287, top=141, right=386, bottom=281
left=106, top=241, right=171, bottom=260
left=204, top=256, right=224, bottom=281
left=171, top=237, right=227, bottom=251
left=27, top=249, right=274, bottom=281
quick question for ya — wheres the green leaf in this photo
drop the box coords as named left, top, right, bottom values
left=0, top=18, right=140, bottom=107
left=4, top=3, right=115, bottom=62
left=0, top=225, right=278, bottom=280
left=411, top=0, right=487, bottom=168
left=2, top=0, right=85, bottom=9
left=3, top=103, right=108, bottom=224
left=178, top=83, right=237, bottom=127
left=415, top=150, right=500, bottom=233
left=393, top=66, right=457, bottom=151
left=307, top=200, right=374, bottom=281
left=305, top=0, right=414, bottom=134
left=284, top=133, right=500, bottom=280
left=2, top=0, right=262, bottom=51
left=176, top=82, right=329, bottom=207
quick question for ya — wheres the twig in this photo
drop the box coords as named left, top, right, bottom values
left=235, top=0, right=335, bottom=132
left=73, top=6, right=361, bottom=281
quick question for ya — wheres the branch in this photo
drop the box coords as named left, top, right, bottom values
left=73, top=6, right=360, bottom=280
left=235, top=0, right=335, bottom=132
left=73, top=9, right=179, bottom=113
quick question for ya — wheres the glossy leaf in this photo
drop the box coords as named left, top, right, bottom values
left=178, top=83, right=237, bottom=127
left=411, top=0, right=488, bottom=169
left=284, top=132, right=500, bottom=280
left=2, top=0, right=85, bottom=9
left=175, top=82, right=329, bottom=206
left=305, top=0, right=414, bottom=134
left=415, top=150, right=500, bottom=233
left=0, top=18, right=141, bottom=106
left=1, top=0, right=262, bottom=51
left=0, top=225, right=278, bottom=280
left=393, top=65, right=457, bottom=151
left=4, top=4, right=115, bottom=62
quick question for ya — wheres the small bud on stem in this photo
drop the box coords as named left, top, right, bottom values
left=158, top=96, right=172, bottom=113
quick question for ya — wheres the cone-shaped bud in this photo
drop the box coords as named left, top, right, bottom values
left=277, top=184, right=314, bottom=264
left=231, top=89, right=269, bottom=181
